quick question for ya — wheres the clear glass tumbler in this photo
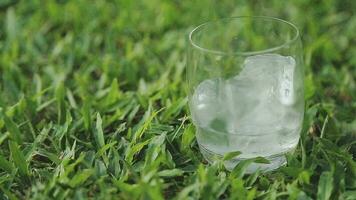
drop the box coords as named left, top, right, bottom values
left=187, top=16, right=304, bottom=172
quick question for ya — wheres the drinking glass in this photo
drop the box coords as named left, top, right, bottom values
left=187, top=16, right=304, bottom=172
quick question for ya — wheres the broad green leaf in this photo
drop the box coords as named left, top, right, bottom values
left=66, top=89, right=77, bottom=108
left=145, top=133, right=166, bottom=165
left=181, top=124, right=195, bottom=151
left=230, top=178, right=248, bottom=200
left=95, top=141, right=117, bottom=157
left=298, top=171, right=311, bottom=184
left=317, top=171, right=334, bottom=200
left=230, top=157, right=269, bottom=179
left=68, top=169, right=94, bottom=188
left=252, top=157, right=270, bottom=164
left=104, top=78, right=121, bottom=106
left=125, top=139, right=151, bottom=164
left=246, top=169, right=261, bottom=187
left=81, top=99, right=91, bottom=130
left=60, top=153, right=86, bottom=178
left=131, top=107, right=159, bottom=143
left=94, top=113, right=105, bottom=148
left=230, top=159, right=255, bottom=179
left=161, top=97, right=187, bottom=121
left=223, top=151, right=242, bottom=161
left=55, top=110, right=72, bottom=140
left=157, top=169, right=183, bottom=177
left=6, top=7, right=17, bottom=42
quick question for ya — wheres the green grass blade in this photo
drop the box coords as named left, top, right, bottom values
left=317, top=171, right=334, bottom=200
left=0, top=185, right=19, bottom=200
left=68, top=169, right=94, bottom=188
left=94, top=113, right=105, bottom=148
left=55, top=82, right=66, bottom=124
left=223, top=151, right=242, bottom=161
left=2, top=113, right=22, bottom=144
left=8, top=141, right=29, bottom=177
left=0, top=154, right=13, bottom=174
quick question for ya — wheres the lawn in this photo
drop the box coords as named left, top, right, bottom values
left=0, top=0, right=355, bottom=199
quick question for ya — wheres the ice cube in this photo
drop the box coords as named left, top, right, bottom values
left=190, top=78, right=228, bottom=129
left=226, top=54, right=297, bottom=133
left=239, top=54, right=296, bottom=105
left=190, top=54, right=297, bottom=135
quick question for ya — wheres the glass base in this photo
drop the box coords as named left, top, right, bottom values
left=199, top=144, right=289, bottom=173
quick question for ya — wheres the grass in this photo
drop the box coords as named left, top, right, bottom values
left=0, top=0, right=355, bottom=199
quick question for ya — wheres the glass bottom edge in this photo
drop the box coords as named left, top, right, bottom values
left=199, top=144, right=295, bottom=173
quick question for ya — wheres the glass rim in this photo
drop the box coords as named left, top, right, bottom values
left=188, top=16, right=300, bottom=56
